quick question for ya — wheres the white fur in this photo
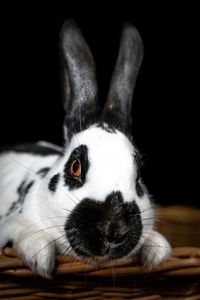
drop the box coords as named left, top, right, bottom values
left=141, top=231, right=171, bottom=267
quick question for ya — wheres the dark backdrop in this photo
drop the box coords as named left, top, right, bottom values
left=0, top=3, right=198, bottom=207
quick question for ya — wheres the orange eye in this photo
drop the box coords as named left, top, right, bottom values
left=71, top=159, right=81, bottom=177
left=137, top=170, right=142, bottom=183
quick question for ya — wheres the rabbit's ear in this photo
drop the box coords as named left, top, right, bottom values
left=103, top=24, right=143, bottom=137
left=60, top=19, right=99, bottom=140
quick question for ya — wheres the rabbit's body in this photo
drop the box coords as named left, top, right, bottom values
left=0, top=20, right=171, bottom=278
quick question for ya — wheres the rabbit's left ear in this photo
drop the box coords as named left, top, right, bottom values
left=60, top=20, right=99, bottom=141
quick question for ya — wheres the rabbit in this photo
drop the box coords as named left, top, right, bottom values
left=0, top=19, right=171, bottom=278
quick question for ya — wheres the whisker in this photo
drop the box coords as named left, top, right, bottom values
left=142, top=219, right=155, bottom=223
left=142, top=224, right=155, bottom=227
left=60, top=243, right=71, bottom=258
left=111, top=258, right=116, bottom=290
left=61, top=207, right=75, bottom=214
left=141, top=245, right=165, bottom=267
left=9, top=155, right=79, bottom=205
left=17, top=225, right=65, bottom=245
left=142, top=244, right=170, bottom=248
left=19, top=216, right=66, bottom=231
left=27, top=233, right=66, bottom=264
left=141, top=233, right=171, bottom=249
left=140, top=207, right=154, bottom=214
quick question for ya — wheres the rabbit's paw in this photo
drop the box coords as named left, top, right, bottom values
left=141, top=230, right=171, bottom=268
left=16, top=229, right=55, bottom=278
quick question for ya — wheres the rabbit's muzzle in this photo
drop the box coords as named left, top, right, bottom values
left=65, top=191, right=142, bottom=261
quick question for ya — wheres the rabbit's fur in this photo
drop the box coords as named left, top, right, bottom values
left=0, top=20, right=171, bottom=278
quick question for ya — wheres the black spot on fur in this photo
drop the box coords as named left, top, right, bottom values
left=48, top=174, right=60, bottom=192
left=17, top=181, right=34, bottom=195
left=0, top=143, right=62, bottom=156
left=5, top=180, right=34, bottom=217
left=64, top=145, right=89, bottom=190
left=2, top=240, right=13, bottom=248
left=37, top=167, right=50, bottom=177
left=65, top=192, right=142, bottom=259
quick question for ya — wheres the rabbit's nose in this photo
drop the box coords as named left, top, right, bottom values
left=99, top=229, right=129, bottom=257
left=105, top=191, right=123, bottom=206
left=105, top=230, right=129, bottom=244
left=102, top=219, right=129, bottom=245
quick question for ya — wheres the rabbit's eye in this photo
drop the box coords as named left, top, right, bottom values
left=136, top=169, right=144, bottom=197
left=137, top=170, right=142, bottom=182
left=71, top=159, right=81, bottom=177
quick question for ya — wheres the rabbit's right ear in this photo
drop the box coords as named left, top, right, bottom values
left=102, top=24, right=143, bottom=138
left=60, top=19, right=99, bottom=141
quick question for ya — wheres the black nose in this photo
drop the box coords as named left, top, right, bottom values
left=105, top=191, right=123, bottom=206
left=102, top=214, right=129, bottom=244
left=103, top=191, right=128, bottom=244
left=98, top=225, right=129, bottom=256
left=105, top=229, right=129, bottom=244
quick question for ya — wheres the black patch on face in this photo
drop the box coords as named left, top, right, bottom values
left=37, top=167, right=50, bottom=177
left=0, top=143, right=62, bottom=156
left=65, top=191, right=142, bottom=259
left=48, top=174, right=60, bottom=192
left=5, top=180, right=34, bottom=217
left=63, top=145, right=89, bottom=190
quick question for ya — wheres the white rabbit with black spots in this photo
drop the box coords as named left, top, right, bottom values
left=0, top=19, right=171, bottom=278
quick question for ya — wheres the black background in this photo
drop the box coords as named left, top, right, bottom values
left=0, top=3, right=198, bottom=207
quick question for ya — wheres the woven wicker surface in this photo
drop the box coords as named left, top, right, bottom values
left=0, top=205, right=200, bottom=299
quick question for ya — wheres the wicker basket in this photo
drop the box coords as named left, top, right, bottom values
left=0, top=205, right=200, bottom=299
